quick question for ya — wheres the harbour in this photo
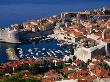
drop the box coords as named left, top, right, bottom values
left=0, top=0, right=110, bottom=81
left=0, top=0, right=110, bottom=64
left=0, top=38, right=73, bottom=63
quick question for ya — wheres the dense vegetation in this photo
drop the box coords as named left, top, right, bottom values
left=0, top=71, right=42, bottom=82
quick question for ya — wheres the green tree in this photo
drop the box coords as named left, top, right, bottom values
left=99, top=61, right=109, bottom=69
left=63, top=73, right=68, bottom=78
left=70, top=48, right=74, bottom=55
left=68, top=58, right=72, bottom=64
left=86, top=59, right=91, bottom=65
left=73, top=56, right=76, bottom=62
left=25, top=76, right=41, bottom=82
left=79, top=62, right=87, bottom=69
left=104, top=10, right=110, bottom=15
left=1, top=74, right=24, bottom=82
left=29, top=64, right=36, bottom=71
left=0, top=72, right=42, bottom=82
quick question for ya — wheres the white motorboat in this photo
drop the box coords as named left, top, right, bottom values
left=42, top=48, right=45, bottom=50
left=28, top=49, right=32, bottom=52
left=36, top=52, right=39, bottom=56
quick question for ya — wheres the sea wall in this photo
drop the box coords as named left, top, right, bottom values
left=0, top=28, right=20, bottom=43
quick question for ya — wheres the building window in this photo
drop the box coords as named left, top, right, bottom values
left=64, top=37, right=66, bottom=39
left=68, top=38, right=71, bottom=40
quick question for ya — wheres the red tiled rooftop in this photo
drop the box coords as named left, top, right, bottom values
left=94, top=31, right=102, bottom=37
left=84, top=75, right=96, bottom=82
left=62, top=68, right=71, bottom=73
left=79, top=28, right=87, bottom=33
left=68, top=73, right=76, bottom=79
left=78, top=80, right=87, bottom=82
left=91, top=65, right=110, bottom=78
left=74, top=60, right=83, bottom=66
left=76, top=69, right=86, bottom=75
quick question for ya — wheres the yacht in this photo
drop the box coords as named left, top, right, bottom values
left=50, top=50, right=56, bottom=56
left=38, top=51, right=41, bottom=53
left=28, top=49, right=32, bottom=52
left=42, top=48, right=45, bottom=50
left=42, top=53, right=44, bottom=55
left=55, top=51, right=60, bottom=53
left=65, top=50, right=69, bottom=53
left=35, top=52, right=39, bottom=56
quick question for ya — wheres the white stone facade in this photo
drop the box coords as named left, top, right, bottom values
left=74, top=43, right=106, bottom=62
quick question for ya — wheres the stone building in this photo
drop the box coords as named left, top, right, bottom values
left=74, top=39, right=106, bottom=62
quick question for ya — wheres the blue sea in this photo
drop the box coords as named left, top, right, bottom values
left=0, top=0, right=110, bottom=63
left=0, top=0, right=110, bottom=27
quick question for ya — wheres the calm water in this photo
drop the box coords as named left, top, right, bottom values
left=0, top=0, right=110, bottom=63
left=0, top=39, right=72, bottom=63
left=0, top=0, right=110, bottom=27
